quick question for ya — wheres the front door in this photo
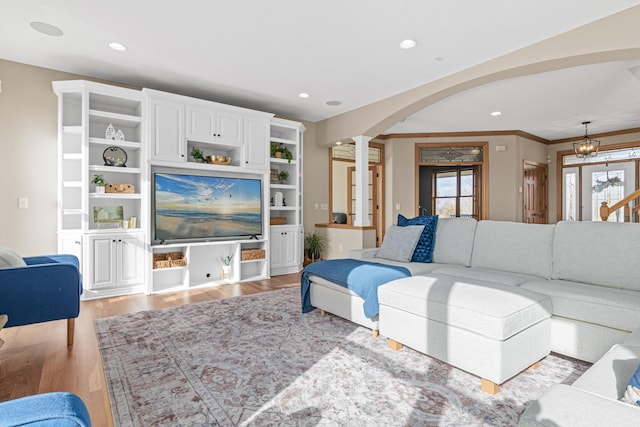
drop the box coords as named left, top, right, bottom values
left=581, top=161, right=635, bottom=221
left=523, top=161, right=548, bottom=224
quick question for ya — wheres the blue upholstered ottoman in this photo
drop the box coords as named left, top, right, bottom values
left=0, top=392, right=90, bottom=427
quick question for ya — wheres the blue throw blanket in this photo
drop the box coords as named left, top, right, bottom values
left=301, top=258, right=411, bottom=318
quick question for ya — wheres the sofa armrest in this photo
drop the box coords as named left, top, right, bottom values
left=0, top=261, right=82, bottom=328
left=519, top=384, right=640, bottom=427
left=349, top=248, right=379, bottom=259
left=24, top=254, right=79, bottom=269
left=0, top=392, right=91, bottom=427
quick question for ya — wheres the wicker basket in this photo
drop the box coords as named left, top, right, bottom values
left=270, top=217, right=286, bottom=225
left=153, top=252, right=187, bottom=269
left=106, top=184, right=135, bottom=194
left=241, top=249, right=265, bottom=261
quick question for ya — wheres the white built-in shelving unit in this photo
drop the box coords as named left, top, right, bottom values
left=55, top=81, right=304, bottom=298
left=269, top=118, right=305, bottom=275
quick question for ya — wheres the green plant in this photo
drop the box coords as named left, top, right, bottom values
left=270, top=143, right=293, bottom=163
left=221, top=255, right=233, bottom=266
left=190, top=146, right=204, bottom=160
left=304, top=232, right=325, bottom=261
left=92, top=174, right=107, bottom=185
left=277, top=170, right=289, bottom=183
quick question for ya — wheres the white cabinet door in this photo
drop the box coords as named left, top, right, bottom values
left=244, top=116, right=269, bottom=170
left=187, top=106, right=216, bottom=142
left=87, top=234, right=117, bottom=290
left=86, top=233, right=143, bottom=290
left=187, top=106, right=243, bottom=145
left=59, top=233, right=83, bottom=266
left=216, top=110, right=243, bottom=145
left=118, top=234, right=143, bottom=286
left=149, top=98, right=185, bottom=162
left=270, top=226, right=299, bottom=274
left=270, top=228, right=284, bottom=269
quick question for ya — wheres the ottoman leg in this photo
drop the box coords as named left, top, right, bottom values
left=481, top=378, right=500, bottom=395
left=388, top=339, right=403, bottom=351
left=530, top=361, right=540, bottom=370
left=372, top=330, right=379, bottom=338
left=320, top=309, right=326, bottom=316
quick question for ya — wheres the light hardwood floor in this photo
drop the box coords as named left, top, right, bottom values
left=0, top=273, right=301, bottom=426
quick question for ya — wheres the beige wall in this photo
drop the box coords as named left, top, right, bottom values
left=0, top=60, right=86, bottom=255
left=378, top=135, right=548, bottom=227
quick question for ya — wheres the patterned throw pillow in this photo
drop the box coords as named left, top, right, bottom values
left=621, top=364, right=640, bottom=406
left=375, top=225, right=425, bottom=262
left=397, top=214, right=439, bottom=263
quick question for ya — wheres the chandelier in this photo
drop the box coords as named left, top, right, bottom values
left=573, top=121, right=600, bottom=159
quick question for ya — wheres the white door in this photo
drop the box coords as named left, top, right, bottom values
left=581, top=161, right=635, bottom=221
left=118, top=234, right=143, bottom=286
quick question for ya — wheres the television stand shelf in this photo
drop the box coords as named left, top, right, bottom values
left=150, top=239, right=268, bottom=293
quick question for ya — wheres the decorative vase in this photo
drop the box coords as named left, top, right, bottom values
left=274, top=152, right=282, bottom=159
left=105, top=123, right=116, bottom=140
left=95, top=185, right=105, bottom=194
left=222, top=265, right=232, bottom=280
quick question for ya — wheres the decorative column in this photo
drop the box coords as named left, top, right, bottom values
left=353, top=135, right=372, bottom=226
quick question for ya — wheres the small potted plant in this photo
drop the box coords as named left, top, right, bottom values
left=278, top=170, right=289, bottom=184
left=270, top=143, right=293, bottom=163
left=304, top=232, right=325, bottom=262
left=191, top=146, right=205, bottom=162
left=92, top=174, right=108, bottom=193
left=221, top=254, right=233, bottom=280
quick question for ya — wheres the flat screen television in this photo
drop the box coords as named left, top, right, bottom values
left=152, top=172, right=263, bottom=244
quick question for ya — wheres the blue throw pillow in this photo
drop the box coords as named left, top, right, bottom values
left=621, top=364, right=640, bottom=406
left=397, top=214, right=438, bottom=263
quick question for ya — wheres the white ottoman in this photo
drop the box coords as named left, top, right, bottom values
left=378, top=274, right=552, bottom=394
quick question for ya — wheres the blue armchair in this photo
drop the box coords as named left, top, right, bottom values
left=0, top=254, right=82, bottom=346
left=0, top=392, right=91, bottom=426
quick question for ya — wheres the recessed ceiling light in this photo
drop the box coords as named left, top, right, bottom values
left=298, top=92, right=310, bottom=99
left=30, top=21, right=63, bottom=37
left=108, top=42, right=127, bottom=51
left=326, top=100, right=342, bottom=106
left=399, top=39, right=417, bottom=49
left=490, top=111, right=502, bottom=116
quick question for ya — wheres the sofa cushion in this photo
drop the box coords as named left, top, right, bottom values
left=470, top=221, right=554, bottom=279
left=552, top=221, right=640, bottom=291
left=431, top=218, right=477, bottom=266
left=378, top=274, right=552, bottom=341
left=519, top=384, right=640, bottom=427
left=521, top=279, right=640, bottom=333
left=0, top=248, right=26, bottom=268
left=432, top=266, right=541, bottom=286
left=397, top=214, right=438, bottom=263
left=375, top=225, right=424, bottom=262
left=572, top=344, right=640, bottom=400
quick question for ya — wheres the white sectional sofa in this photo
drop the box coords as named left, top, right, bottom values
left=305, top=218, right=640, bottom=422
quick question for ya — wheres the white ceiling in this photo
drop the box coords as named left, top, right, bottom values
left=2, top=1, right=640, bottom=140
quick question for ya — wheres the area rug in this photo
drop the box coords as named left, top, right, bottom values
left=95, top=288, right=590, bottom=426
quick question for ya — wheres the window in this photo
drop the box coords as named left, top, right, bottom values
left=433, top=167, right=477, bottom=218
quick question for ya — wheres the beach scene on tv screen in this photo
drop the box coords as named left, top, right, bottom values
left=155, top=173, right=262, bottom=240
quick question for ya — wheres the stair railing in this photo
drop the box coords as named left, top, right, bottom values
left=599, top=188, right=640, bottom=222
